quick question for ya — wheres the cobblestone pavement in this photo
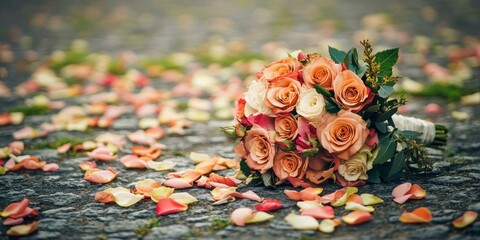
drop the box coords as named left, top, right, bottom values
left=1, top=1, right=479, bottom=239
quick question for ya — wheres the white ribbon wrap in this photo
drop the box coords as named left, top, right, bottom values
left=392, top=114, right=436, bottom=145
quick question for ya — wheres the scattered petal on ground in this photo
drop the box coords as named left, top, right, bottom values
left=255, top=199, right=283, bottom=212
left=452, top=211, right=478, bottom=229
left=399, top=207, right=432, bottom=224
left=6, top=221, right=39, bottom=236
left=285, top=213, right=319, bottom=230
left=342, top=211, right=372, bottom=225
left=301, top=206, right=335, bottom=219
left=155, top=198, right=188, bottom=215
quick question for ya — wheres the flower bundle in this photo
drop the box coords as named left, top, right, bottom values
left=222, top=40, right=447, bottom=187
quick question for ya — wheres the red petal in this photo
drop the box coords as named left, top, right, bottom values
left=301, top=206, right=335, bottom=219
left=10, top=207, right=38, bottom=219
left=1, top=198, right=29, bottom=218
left=155, top=198, right=187, bottom=215
left=255, top=199, right=283, bottom=212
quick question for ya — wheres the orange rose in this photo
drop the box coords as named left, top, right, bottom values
left=275, top=114, right=298, bottom=142
left=258, top=57, right=301, bottom=82
left=243, top=124, right=276, bottom=174
left=264, top=77, right=301, bottom=114
left=316, top=110, right=369, bottom=160
left=273, top=151, right=308, bottom=181
left=333, top=70, right=372, bottom=113
left=235, top=98, right=246, bottom=120
left=303, top=56, right=341, bottom=89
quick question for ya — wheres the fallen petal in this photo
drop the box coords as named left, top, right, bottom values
left=285, top=213, right=319, bottom=230
left=147, top=160, right=176, bottom=171
left=194, top=158, right=218, bottom=175
left=170, top=192, right=198, bottom=205
left=135, top=179, right=162, bottom=197
left=42, top=163, right=59, bottom=172
left=86, top=147, right=116, bottom=161
left=245, top=211, right=274, bottom=224
left=406, top=184, right=426, bottom=199
left=163, top=178, right=193, bottom=189
left=239, top=190, right=264, bottom=202
left=342, top=211, right=372, bottom=225
left=3, top=217, right=24, bottom=226
left=1, top=198, right=29, bottom=218
left=120, top=155, right=148, bottom=169
left=84, top=168, right=119, bottom=184
left=345, top=202, right=375, bottom=212
left=190, top=152, right=211, bottom=163
left=360, top=194, right=384, bottom=205
left=319, top=219, right=337, bottom=233
left=393, top=194, right=413, bottom=204
left=8, top=141, right=24, bottom=156
left=79, top=161, right=96, bottom=171
left=112, top=191, right=144, bottom=207
left=56, top=143, right=71, bottom=153
left=331, top=187, right=358, bottom=207
left=392, top=182, right=412, bottom=198
left=6, top=221, right=38, bottom=236
left=95, top=189, right=115, bottom=203
left=155, top=198, right=188, bottom=215
left=297, top=200, right=323, bottom=210
left=399, top=207, right=432, bottom=224
left=255, top=199, right=282, bottom=212
left=452, top=211, right=478, bottom=229
left=346, top=194, right=363, bottom=205
left=231, top=208, right=254, bottom=226
left=22, top=158, right=46, bottom=170
left=301, top=206, right=335, bottom=219
left=151, top=187, right=175, bottom=203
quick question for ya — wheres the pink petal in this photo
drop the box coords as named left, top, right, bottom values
left=230, top=208, right=254, bottom=226
left=301, top=206, right=335, bottom=219
left=84, top=168, right=119, bottom=184
left=163, top=178, right=193, bottom=189
left=120, top=155, right=148, bottom=169
left=8, top=141, right=24, bottom=156
left=394, top=194, right=413, bottom=204
left=3, top=217, right=24, bottom=226
left=239, top=190, right=264, bottom=202
left=86, top=147, right=116, bottom=161
left=79, top=161, right=96, bottom=171
left=155, top=198, right=188, bottom=215
left=392, top=182, right=412, bottom=198
left=42, top=163, right=59, bottom=172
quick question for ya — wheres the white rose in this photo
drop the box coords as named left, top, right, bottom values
left=244, top=80, right=272, bottom=116
left=338, top=146, right=377, bottom=181
left=296, top=87, right=326, bottom=123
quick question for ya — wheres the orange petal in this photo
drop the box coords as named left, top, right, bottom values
left=9, top=207, right=38, bottom=219
left=22, top=158, right=46, bottom=170
left=56, top=143, right=71, bottom=153
left=181, top=170, right=203, bottom=183
left=135, top=179, right=162, bottom=197
left=120, top=155, right=148, bottom=169
left=301, top=206, right=335, bottom=219
left=399, top=207, right=432, bottom=224
left=284, top=189, right=302, bottom=201
left=79, top=161, right=96, bottom=171
left=95, top=190, right=115, bottom=203
left=331, top=187, right=358, bottom=207
left=146, top=126, right=165, bottom=139
left=194, top=158, right=218, bottom=175
left=155, top=198, right=187, bottom=215
left=452, top=211, right=478, bottom=229
left=406, top=184, right=426, bottom=199
left=4, top=158, right=23, bottom=171
left=84, top=168, right=119, bottom=184
left=230, top=208, right=254, bottom=226
left=163, top=178, right=193, bottom=189
left=346, top=194, right=363, bottom=205
left=342, top=211, right=372, bottom=225
left=42, top=163, right=59, bottom=172
left=1, top=198, right=29, bottom=218
left=392, top=182, right=412, bottom=198
left=6, top=221, right=38, bottom=236
left=287, top=176, right=315, bottom=188
left=208, top=173, right=241, bottom=187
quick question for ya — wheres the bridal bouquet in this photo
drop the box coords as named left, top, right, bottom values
left=222, top=40, right=447, bottom=187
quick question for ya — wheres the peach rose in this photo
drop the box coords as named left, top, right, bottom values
left=275, top=114, right=298, bottom=142
left=317, top=110, right=369, bottom=160
left=235, top=98, right=246, bottom=120
left=303, top=56, right=341, bottom=88
left=264, top=77, right=301, bottom=114
left=273, top=151, right=308, bottom=181
left=333, top=70, right=372, bottom=113
left=243, top=124, right=276, bottom=174
left=258, top=57, right=301, bottom=82
left=338, top=146, right=377, bottom=181
left=305, top=151, right=335, bottom=184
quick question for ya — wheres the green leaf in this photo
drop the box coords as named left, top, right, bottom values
left=388, top=150, right=406, bottom=178
left=325, top=100, right=341, bottom=114
left=374, top=48, right=399, bottom=77
left=301, top=148, right=319, bottom=157
left=367, top=166, right=381, bottom=183
left=376, top=107, right=398, bottom=122
left=314, top=84, right=332, bottom=98
left=261, top=171, right=273, bottom=187
left=399, top=130, right=422, bottom=140
left=373, top=134, right=397, bottom=165
left=328, top=46, right=347, bottom=64
left=378, top=85, right=394, bottom=98
left=240, top=159, right=251, bottom=176
left=375, top=121, right=388, bottom=133
left=343, top=48, right=361, bottom=74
